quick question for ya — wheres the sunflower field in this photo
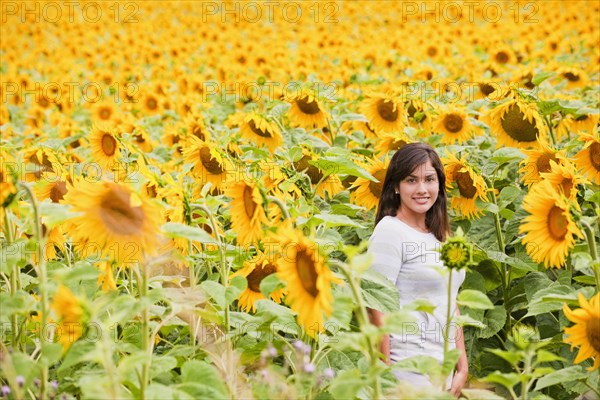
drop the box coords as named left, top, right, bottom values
left=1, top=1, right=599, bottom=399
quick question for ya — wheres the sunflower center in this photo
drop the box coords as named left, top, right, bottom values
left=146, top=97, right=158, bottom=110
left=536, top=153, right=558, bottom=174
left=377, top=100, right=398, bottom=122
left=101, top=134, right=117, bottom=156
left=560, top=178, right=574, bottom=198
left=563, top=72, right=580, bottom=82
left=99, top=186, right=145, bottom=235
left=589, top=142, right=600, bottom=171
left=369, top=169, right=387, bottom=199
left=500, top=104, right=539, bottom=142
left=455, top=171, right=477, bottom=199
left=296, top=96, right=321, bottom=115
left=246, top=262, right=276, bottom=292
left=191, top=123, right=206, bottom=141
left=495, top=51, right=509, bottom=64
left=242, top=185, right=257, bottom=219
left=199, top=147, right=224, bottom=174
left=50, top=181, right=68, bottom=203
left=444, top=114, right=464, bottom=133
left=574, top=114, right=589, bottom=122
left=406, top=102, right=417, bottom=118
left=296, top=249, right=319, bottom=297
left=546, top=206, right=568, bottom=240
left=587, top=315, right=600, bottom=353
left=249, top=119, right=273, bottom=138
left=99, top=107, right=112, bottom=120
left=479, top=83, right=495, bottom=96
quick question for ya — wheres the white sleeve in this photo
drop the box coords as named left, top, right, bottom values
left=368, top=225, right=403, bottom=284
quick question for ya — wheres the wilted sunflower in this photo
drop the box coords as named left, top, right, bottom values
left=273, top=227, right=340, bottom=336
left=240, top=112, right=283, bottom=152
left=443, top=154, right=489, bottom=219
left=51, top=285, right=84, bottom=349
left=563, top=292, right=600, bottom=371
left=350, top=157, right=389, bottom=211
left=556, top=113, right=599, bottom=140
left=183, top=137, right=234, bottom=193
left=519, top=180, right=583, bottom=268
left=540, top=160, right=588, bottom=202
left=63, top=180, right=163, bottom=265
left=519, top=139, right=566, bottom=186
left=224, top=180, right=268, bottom=246
left=231, top=251, right=285, bottom=312
left=286, top=89, right=329, bottom=130
left=360, top=92, right=406, bottom=134
left=574, top=133, right=600, bottom=184
left=433, top=106, right=474, bottom=144
left=89, top=124, right=121, bottom=171
left=488, top=99, right=548, bottom=148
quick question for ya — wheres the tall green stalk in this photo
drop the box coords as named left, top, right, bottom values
left=580, top=220, right=600, bottom=292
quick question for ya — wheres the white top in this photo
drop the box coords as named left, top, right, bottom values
left=368, top=216, right=466, bottom=363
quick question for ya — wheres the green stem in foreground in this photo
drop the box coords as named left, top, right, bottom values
left=267, top=195, right=291, bottom=221
left=190, top=203, right=229, bottom=333
left=4, top=207, right=20, bottom=349
left=443, top=270, right=453, bottom=359
left=580, top=220, right=600, bottom=292
left=138, top=264, right=150, bottom=399
left=19, top=183, right=48, bottom=400
left=334, top=261, right=381, bottom=400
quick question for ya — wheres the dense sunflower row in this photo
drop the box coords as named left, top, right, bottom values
left=1, top=1, right=599, bottom=398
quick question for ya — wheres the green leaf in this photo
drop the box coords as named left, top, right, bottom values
left=0, top=290, right=36, bottom=316
left=454, top=314, right=486, bottom=329
left=225, top=275, right=247, bottom=306
left=329, top=369, right=365, bottom=400
left=531, top=71, right=555, bottom=85
left=490, top=147, right=525, bottom=164
left=534, top=366, right=589, bottom=391
left=162, top=222, right=216, bottom=244
left=499, top=186, right=521, bottom=206
left=309, top=213, right=365, bottom=229
left=360, top=270, right=399, bottom=313
left=150, top=356, right=177, bottom=379
left=461, top=389, right=505, bottom=400
left=259, top=273, right=284, bottom=298
left=310, top=157, right=377, bottom=181
left=39, top=200, right=82, bottom=228
left=480, top=306, right=507, bottom=339
left=525, top=284, right=574, bottom=317
left=487, top=349, right=522, bottom=366
left=382, top=310, right=418, bottom=334
left=181, top=360, right=229, bottom=396
left=200, top=281, right=226, bottom=309
left=481, top=371, right=521, bottom=390
left=458, top=290, right=494, bottom=310
left=535, top=350, right=565, bottom=364
left=348, top=252, right=373, bottom=274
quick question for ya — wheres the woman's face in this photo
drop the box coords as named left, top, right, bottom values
left=397, top=160, right=440, bottom=217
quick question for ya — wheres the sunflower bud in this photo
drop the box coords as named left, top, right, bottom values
left=440, top=228, right=474, bottom=270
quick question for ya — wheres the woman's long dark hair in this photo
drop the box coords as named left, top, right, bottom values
left=374, top=143, right=450, bottom=242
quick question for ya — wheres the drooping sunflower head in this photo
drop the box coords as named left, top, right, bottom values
left=63, top=180, right=164, bottom=265
left=574, top=133, right=600, bottom=185
left=519, top=180, right=583, bottom=269
left=240, top=112, right=283, bottom=152
left=350, top=156, right=389, bottom=211
left=433, top=106, right=474, bottom=144
left=183, top=113, right=211, bottom=142
left=292, top=148, right=344, bottom=198
left=51, top=285, right=85, bottom=349
left=374, top=133, right=411, bottom=156
left=556, top=113, right=599, bottom=140
left=224, top=179, right=268, bottom=246
left=563, top=292, right=600, bottom=371
left=540, top=160, right=588, bottom=201
left=443, top=153, right=488, bottom=220
left=359, top=92, right=407, bottom=134
left=182, top=137, right=233, bottom=193
left=285, top=88, right=329, bottom=130
left=519, top=138, right=566, bottom=186
left=271, top=226, right=340, bottom=337
left=488, top=99, right=548, bottom=148
left=23, top=147, right=59, bottom=182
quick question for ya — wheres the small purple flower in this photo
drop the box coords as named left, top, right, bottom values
left=50, top=380, right=59, bottom=390
left=302, top=343, right=312, bottom=355
left=323, top=367, right=335, bottom=379
left=267, top=345, right=277, bottom=357
left=16, top=376, right=25, bottom=387
left=1, top=386, right=11, bottom=396
left=303, top=362, right=315, bottom=374
left=33, top=378, right=41, bottom=388
left=293, top=340, right=304, bottom=351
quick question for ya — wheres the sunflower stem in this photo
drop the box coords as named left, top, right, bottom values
left=4, top=206, right=20, bottom=350
left=190, top=203, right=229, bottom=332
left=333, top=261, right=381, bottom=400
left=18, top=182, right=49, bottom=400
left=266, top=195, right=291, bottom=221
left=580, top=220, right=600, bottom=292
left=326, top=118, right=335, bottom=145
left=443, top=270, right=453, bottom=361
left=138, top=263, right=150, bottom=400
left=544, top=115, right=557, bottom=147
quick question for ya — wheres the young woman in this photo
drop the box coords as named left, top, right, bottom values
left=367, top=143, right=468, bottom=397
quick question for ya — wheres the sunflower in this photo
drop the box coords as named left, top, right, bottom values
left=433, top=106, right=474, bottom=144
left=89, top=124, right=121, bottom=171
left=519, top=139, right=566, bottom=186
left=350, top=157, right=389, bottom=211
left=375, top=133, right=411, bottom=155
left=240, top=112, right=283, bottom=152
left=97, top=261, right=117, bottom=292
left=131, top=126, right=154, bottom=153
left=1, top=151, right=17, bottom=207
left=93, top=101, right=116, bottom=122
left=574, top=133, right=600, bottom=184
left=23, top=147, right=59, bottom=182
left=293, top=149, right=344, bottom=198
left=183, top=137, right=234, bottom=193
left=540, top=160, right=588, bottom=201
left=286, top=89, right=329, bottom=130
left=443, top=154, right=489, bottom=219
left=563, top=292, right=600, bottom=371
left=556, top=67, right=590, bottom=89
left=359, top=92, right=406, bottom=134
left=141, top=92, right=162, bottom=115
left=224, top=179, right=268, bottom=246
left=231, top=251, right=285, bottom=312
left=488, top=98, right=548, bottom=148
left=557, top=113, right=599, bottom=140
left=405, top=98, right=430, bottom=129
left=273, top=227, right=340, bottom=336
left=63, top=180, right=163, bottom=265
left=519, top=180, right=583, bottom=268
left=341, top=120, right=379, bottom=139
left=183, top=113, right=211, bottom=142
left=51, top=285, right=84, bottom=349
left=34, top=171, right=70, bottom=203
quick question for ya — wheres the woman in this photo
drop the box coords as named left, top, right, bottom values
left=367, top=143, right=468, bottom=397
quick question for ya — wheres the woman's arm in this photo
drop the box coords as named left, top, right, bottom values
left=450, top=308, right=468, bottom=397
left=367, top=307, right=390, bottom=365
